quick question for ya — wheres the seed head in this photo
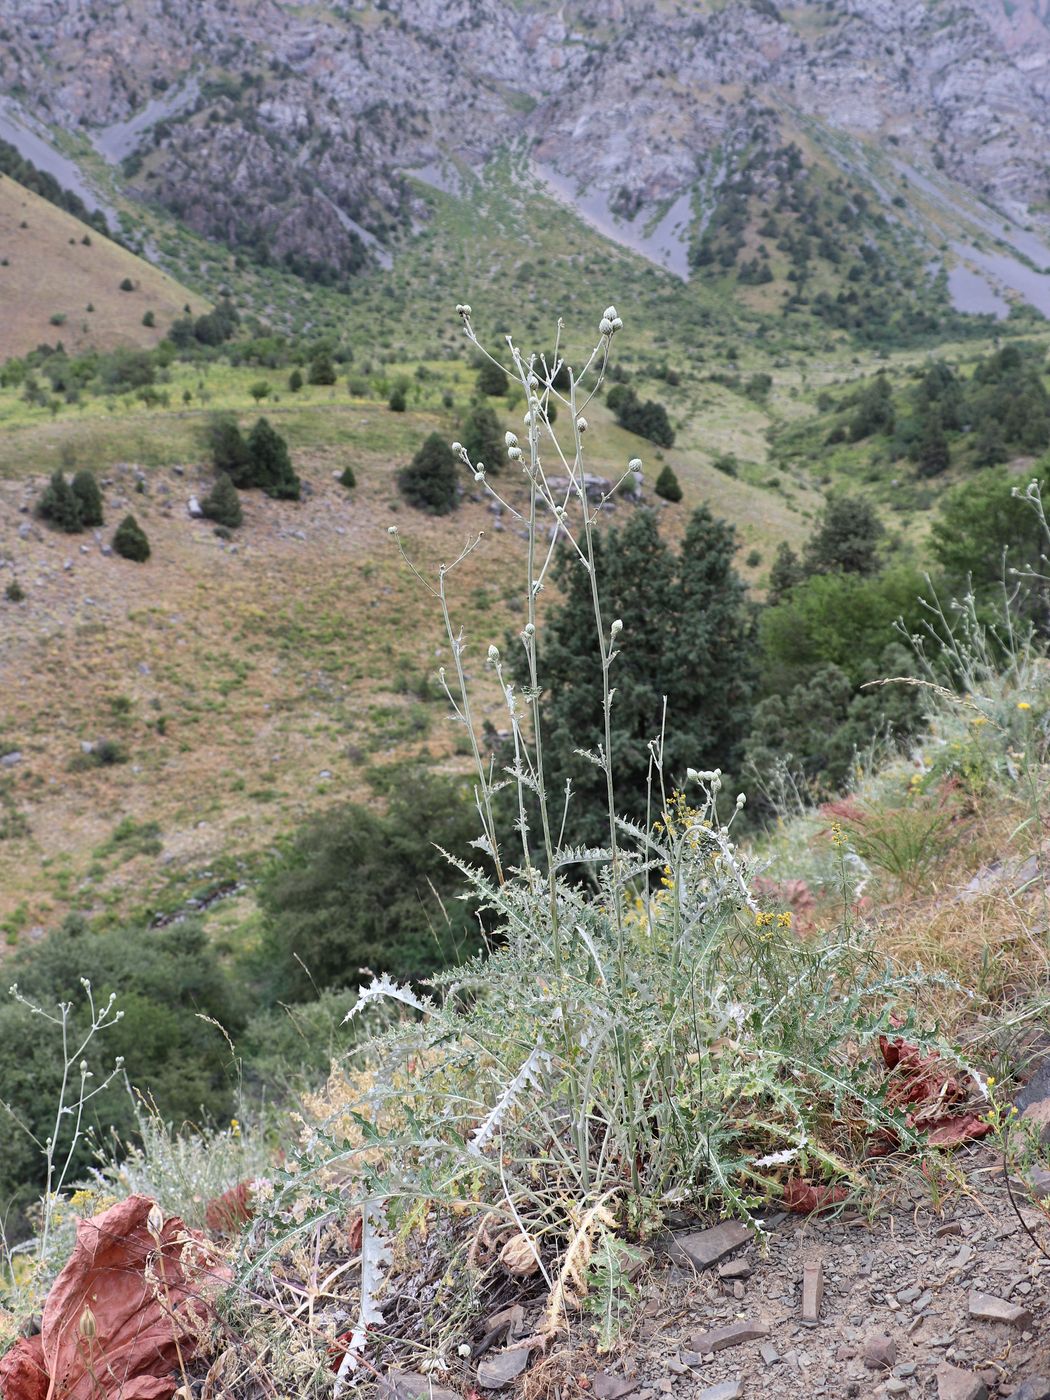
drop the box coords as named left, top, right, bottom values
left=576, top=415, right=588, bottom=433
left=507, top=446, right=522, bottom=461
left=78, top=1306, right=97, bottom=1343
left=599, top=317, right=614, bottom=335
left=455, top=303, right=472, bottom=318
left=505, top=431, right=519, bottom=447
left=603, top=304, right=618, bottom=321
left=628, top=458, right=642, bottom=472
left=451, top=440, right=463, bottom=454
left=488, top=645, right=500, bottom=663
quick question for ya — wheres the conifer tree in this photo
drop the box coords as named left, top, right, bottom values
left=399, top=433, right=458, bottom=514
left=201, top=472, right=243, bottom=527
left=915, top=410, right=950, bottom=478
left=528, top=508, right=756, bottom=848
left=71, top=469, right=104, bottom=527
left=207, top=416, right=251, bottom=485
left=338, top=465, right=356, bottom=489
left=461, top=402, right=504, bottom=474
left=654, top=463, right=682, bottom=501
left=113, top=513, right=150, bottom=562
left=37, top=471, right=82, bottom=532
left=767, top=541, right=804, bottom=603
left=246, top=418, right=301, bottom=499
left=476, top=360, right=509, bottom=396
left=804, top=493, right=883, bottom=576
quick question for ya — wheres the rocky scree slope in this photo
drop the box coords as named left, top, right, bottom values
left=2, top=0, right=1050, bottom=283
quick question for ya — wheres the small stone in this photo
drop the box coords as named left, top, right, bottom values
left=967, top=1291, right=1032, bottom=1327
left=897, top=1286, right=922, bottom=1304
left=592, top=1377, right=640, bottom=1400
left=1009, top=1380, right=1050, bottom=1400
left=667, top=1221, right=751, bottom=1271
left=732, top=1280, right=745, bottom=1300
left=912, top=1289, right=933, bottom=1313
left=0, top=751, right=22, bottom=767
left=187, top=496, right=203, bottom=517
left=886, top=1382, right=908, bottom=1396
left=717, top=1258, right=752, bottom=1280
left=689, top=1320, right=770, bottom=1354
left=935, top=1362, right=988, bottom=1400
left=936, top=1222, right=964, bottom=1238
left=802, top=1259, right=824, bottom=1321
left=383, top=1372, right=460, bottom=1400
left=655, top=1381, right=673, bottom=1394
left=759, top=1343, right=781, bottom=1366
left=477, top=1349, right=530, bottom=1389
left=863, top=1336, right=897, bottom=1371
left=697, top=1385, right=741, bottom=1400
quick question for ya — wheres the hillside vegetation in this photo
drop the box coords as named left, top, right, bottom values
left=0, top=175, right=206, bottom=360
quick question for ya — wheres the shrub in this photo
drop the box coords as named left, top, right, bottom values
left=257, top=771, right=485, bottom=1002
left=37, top=471, right=82, bottom=532
left=245, top=418, right=301, bottom=500
left=71, top=469, right=104, bottom=527
left=804, top=493, right=884, bottom=577
left=308, top=354, right=336, bottom=386
left=118, top=276, right=135, bottom=292
left=249, top=381, right=271, bottom=404
left=112, top=513, right=150, bottom=562
left=5, top=579, right=25, bottom=603
left=338, top=465, right=356, bottom=489
left=141, top=310, right=155, bottom=327
left=399, top=432, right=458, bottom=514
left=388, top=385, right=406, bottom=412
left=460, top=401, right=504, bottom=474
left=206, top=414, right=251, bottom=481
left=201, top=472, right=243, bottom=528
left=288, top=367, right=303, bottom=392
left=476, top=359, right=509, bottom=396
left=610, top=386, right=675, bottom=447
left=654, top=463, right=682, bottom=501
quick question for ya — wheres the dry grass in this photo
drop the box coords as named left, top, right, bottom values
left=0, top=175, right=206, bottom=359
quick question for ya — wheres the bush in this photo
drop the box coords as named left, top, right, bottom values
left=288, top=367, right=303, bottom=393
left=201, top=472, right=243, bottom=528
left=71, top=469, right=104, bottom=527
left=611, top=387, right=675, bottom=447
left=0, top=918, right=241, bottom=1213
left=118, top=276, right=135, bottom=292
left=308, top=354, right=336, bottom=386
left=112, top=513, right=150, bottom=562
left=5, top=579, right=25, bottom=603
left=37, top=471, right=82, bottom=532
left=245, top=418, right=301, bottom=500
left=476, top=359, right=509, bottom=396
left=257, top=772, right=486, bottom=1002
left=654, top=463, right=682, bottom=501
left=388, top=385, right=406, bottom=412
left=249, top=381, right=271, bottom=404
left=338, top=465, right=356, bottom=489
left=460, top=401, right=504, bottom=473
left=141, top=310, right=155, bottom=328
left=399, top=432, right=458, bottom=514
left=206, top=415, right=251, bottom=480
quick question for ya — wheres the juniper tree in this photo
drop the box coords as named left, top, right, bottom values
left=201, top=472, right=243, bottom=528
left=71, top=469, right=104, bottom=527
left=207, top=415, right=251, bottom=483
left=246, top=418, right=301, bottom=499
left=461, top=401, right=504, bottom=474
left=113, top=513, right=150, bottom=562
left=476, top=359, right=508, bottom=396
left=399, top=433, right=458, bottom=514
left=804, top=492, right=883, bottom=576
left=654, top=463, right=682, bottom=501
left=37, top=471, right=82, bottom=532
left=528, top=507, right=756, bottom=848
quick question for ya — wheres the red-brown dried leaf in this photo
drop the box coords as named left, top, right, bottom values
left=923, top=1114, right=993, bottom=1148
left=204, top=1180, right=255, bottom=1235
left=781, top=1178, right=850, bottom=1213
left=0, top=1335, right=48, bottom=1400
left=0, top=1194, right=226, bottom=1400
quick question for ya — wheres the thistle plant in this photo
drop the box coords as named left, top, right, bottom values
left=238, top=305, right=949, bottom=1381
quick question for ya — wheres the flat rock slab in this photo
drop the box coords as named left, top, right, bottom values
left=936, top=1362, right=988, bottom=1400
left=863, top=1335, right=897, bottom=1370
left=666, top=1221, right=751, bottom=1271
left=592, top=1374, right=641, bottom=1400
left=697, top=1384, right=742, bottom=1400
left=690, top=1320, right=770, bottom=1354
left=967, top=1290, right=1033, bottom=1326
left=383, top=1373, right=460, bottom=1400
left=477, top=1348, right=531, bottom=1390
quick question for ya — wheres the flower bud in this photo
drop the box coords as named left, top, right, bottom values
left=736, top=793, right=746, bottom=808
left=456, top=303, right=472, bottom=318
left=505, top=431, right=519, bottom=447
left=488, top=645, right=500, bottom=663
left=611, top=317, right=623, bottom=331
left=628, top=458, right=642, bottom=472
left=387, top=525, right=398, bottom=535
left=599, top=317, right=613, bottom=335
left=451, top=440, right=463, bottom=454
left=79, top=1306, right=97, bottom=1342
left=508, top=446, right=522, bottom=461
left=610, top=618, right=623, bottom=635
left=603, top=305, right=617, bottom=321
left=474, top=470, right=485, bottom=481
left=576, top=416, right=588, bottom=433
left=524, top=623, right=535, bottom=638
left=147, top=1202, right=165, bottom=1237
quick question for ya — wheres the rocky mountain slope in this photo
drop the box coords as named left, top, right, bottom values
left=3, top=0, right=1050, bottom=308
